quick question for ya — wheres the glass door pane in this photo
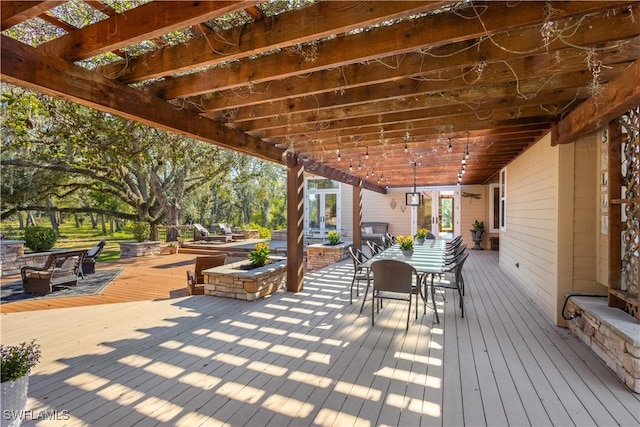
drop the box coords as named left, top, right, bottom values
left=307, top=193, right=320, bottom=231
left=439, top=191, right=454, bottom=239
left=324, top=193, right=338, bottom=231
left=418, top=191, right=433, bottom=231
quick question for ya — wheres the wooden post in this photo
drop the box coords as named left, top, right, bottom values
left=352, top=186, right=363, bottom=250
left=607, top=121, right=625, bottom=310
left=286, top=159, right=305, bottom=292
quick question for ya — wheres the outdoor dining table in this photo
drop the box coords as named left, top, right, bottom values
left=359, top=239, right=447, bottom=314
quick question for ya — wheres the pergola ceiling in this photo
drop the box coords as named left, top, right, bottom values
left=2, top=1, right=640, bottom=193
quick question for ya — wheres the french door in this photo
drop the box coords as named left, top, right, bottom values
left=416, top=188, right=459, bottom=239
left=305, top=191, right=340, bottom=238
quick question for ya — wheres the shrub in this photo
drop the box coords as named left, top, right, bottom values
left=1, top=340, right=41, bottom=382
left=23, top=226, right=57, bottom=252
left=131, top=222, right=151, bottom=242
left=248, top=242, right=270, bottom=267
left=326, top=230, right=340, bottom=245
left=248, top=222, right=272, bottom=239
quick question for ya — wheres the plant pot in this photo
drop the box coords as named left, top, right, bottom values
left=402, top=249, right=414, bottom=257
left=1, top=375, right=29, bottom=427
left=470, top=229, right=485, bottom=250
left=416, top=238, right=425, bottom=245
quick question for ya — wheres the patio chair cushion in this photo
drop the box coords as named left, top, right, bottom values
left=194, top=223, right=210, bottom=237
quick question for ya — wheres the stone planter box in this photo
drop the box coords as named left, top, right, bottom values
left=203, top=256, right=286, bottom=301
left=306, top=241, right=351, bottom=271
left=1, top=241, right=65, bottom=276
left=271, top=230, right=287, bottom=240
left=119, top=241, right=161, bottom=258
left=243, top=229, right=260, bottom=239
left=566, top=296, right=640, bottom=393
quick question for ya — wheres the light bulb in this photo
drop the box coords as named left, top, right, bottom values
left=365, top=147, right=369, bottom=159
left=447, top=140, right=452, bottom=153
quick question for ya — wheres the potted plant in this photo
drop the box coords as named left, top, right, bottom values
left=1, top=340, right=41, bottom=427
left=326, top=230, right=341, bottom=245
left=396, top=235, right=414, bottom=257
left=248, top=242, right=270, bottom=268
left=470, top=219, right=485, bottom=250
left=414, top=228, right=429, bottom=245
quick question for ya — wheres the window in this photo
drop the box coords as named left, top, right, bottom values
left=489, top=183, right=500, bottom=233
left=499, top=168, right=507, bottom=231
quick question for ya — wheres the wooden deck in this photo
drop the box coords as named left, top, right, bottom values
left=1, top=251, right=638, bottom=426
left=0, top=253, right=202, bottom=314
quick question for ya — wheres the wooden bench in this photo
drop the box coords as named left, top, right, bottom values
left=21, top=249, right=87, bottom=294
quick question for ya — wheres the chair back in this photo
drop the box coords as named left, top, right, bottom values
left=367, top=241, right=383, bottom=255
left=454, top=252, right=469, bottom=286
left=218, top=223, right=233, bottom=235
left=371, top=260, right=416, bottom=294
left=86, top=240, right=106, bottom=259
left=195, top=255, right=227, bottom=283
left=426, top=232, right=436, bottom=239
left=348, top=247, right=368, bottom=269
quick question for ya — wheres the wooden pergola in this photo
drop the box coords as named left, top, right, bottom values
left=2, top=1, right=640, bottom=292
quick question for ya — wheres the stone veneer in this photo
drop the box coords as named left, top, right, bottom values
left=306, top=241, right=351, bottom=271
left=1, top=240, right=53, bottom=276
left=566, top=296, right=640, bottom=393
left=119, top=241, right=162, bottom=258
left=203, top=257, right=286, bottom=301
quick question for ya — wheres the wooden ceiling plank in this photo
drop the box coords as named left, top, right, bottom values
left=1, top=1, right=64, bottom=31
left=39, top=1, right=259, bottom=61
left=0, top=35, right=284, bottom=164
left=152, top=1, right=635, bottom=100
left=99, top=1, right=451, bottom=83
left=551, top=59, right=640, bottom=145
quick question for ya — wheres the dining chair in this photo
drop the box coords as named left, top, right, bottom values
left=366, top=241, right=384, bottom=256
left=348, top=246, right=370, bottom=304
left=430, top=252, right=469, bottom=323
left=370, top=259, right=420, bottom=330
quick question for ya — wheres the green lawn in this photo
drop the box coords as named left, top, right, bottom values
left=1, top=220, right=135, bottom=262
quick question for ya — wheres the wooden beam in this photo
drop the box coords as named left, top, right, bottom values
left=286, top=159, right=305, bottom=293
left=1, top=1, right=63, bottom=31
left=302, top=159, right=386, bottom=194
left=150, top=1, right=633, bottom=99
left=39, top=1, right=256, bottom=61
left=551, top=59, right=640, bottom=145
left=99, top=1, right=449, bottom=83
left=0, top=35, right=284, bottom=164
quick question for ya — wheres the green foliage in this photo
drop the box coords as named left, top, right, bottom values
left=248, top=242, right=270, bottom=267
left=472, top=220, right=485, bottom=230
left=248, top=222, right=272, bottom=239
left=415, top=228, right=429, bottom=239
left=1, top=340, right=41, bottom=382
left=326, top=230, right=340, bottom=245
left=131, top=222, right=150, bottom=242
left=23, top=226, right=57, bottom=252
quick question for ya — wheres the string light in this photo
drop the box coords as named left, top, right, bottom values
left=365, top=146, right=369, bottom=159
left=447, top=138, right=453, bottom=153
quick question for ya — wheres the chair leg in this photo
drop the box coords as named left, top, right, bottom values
left=360, top=277, right=372, bottom=313
left=431, top=282, right=440, bottom=324
left=350, top=277, right=356, bottom=304
left=371, top=290, right=376, bottom=326
left=406, top=295, right=411, bottom=330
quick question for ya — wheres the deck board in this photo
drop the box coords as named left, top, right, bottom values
left=2, top=250, right=638, bottom=427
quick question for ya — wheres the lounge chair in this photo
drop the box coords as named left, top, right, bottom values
left=186, top=254, right=227, bottom=295
left=218, top=223, right=246, bottom=241
left=193, top=223, right=231, bottom=243
left=82, top=240, right=106, bottom=275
